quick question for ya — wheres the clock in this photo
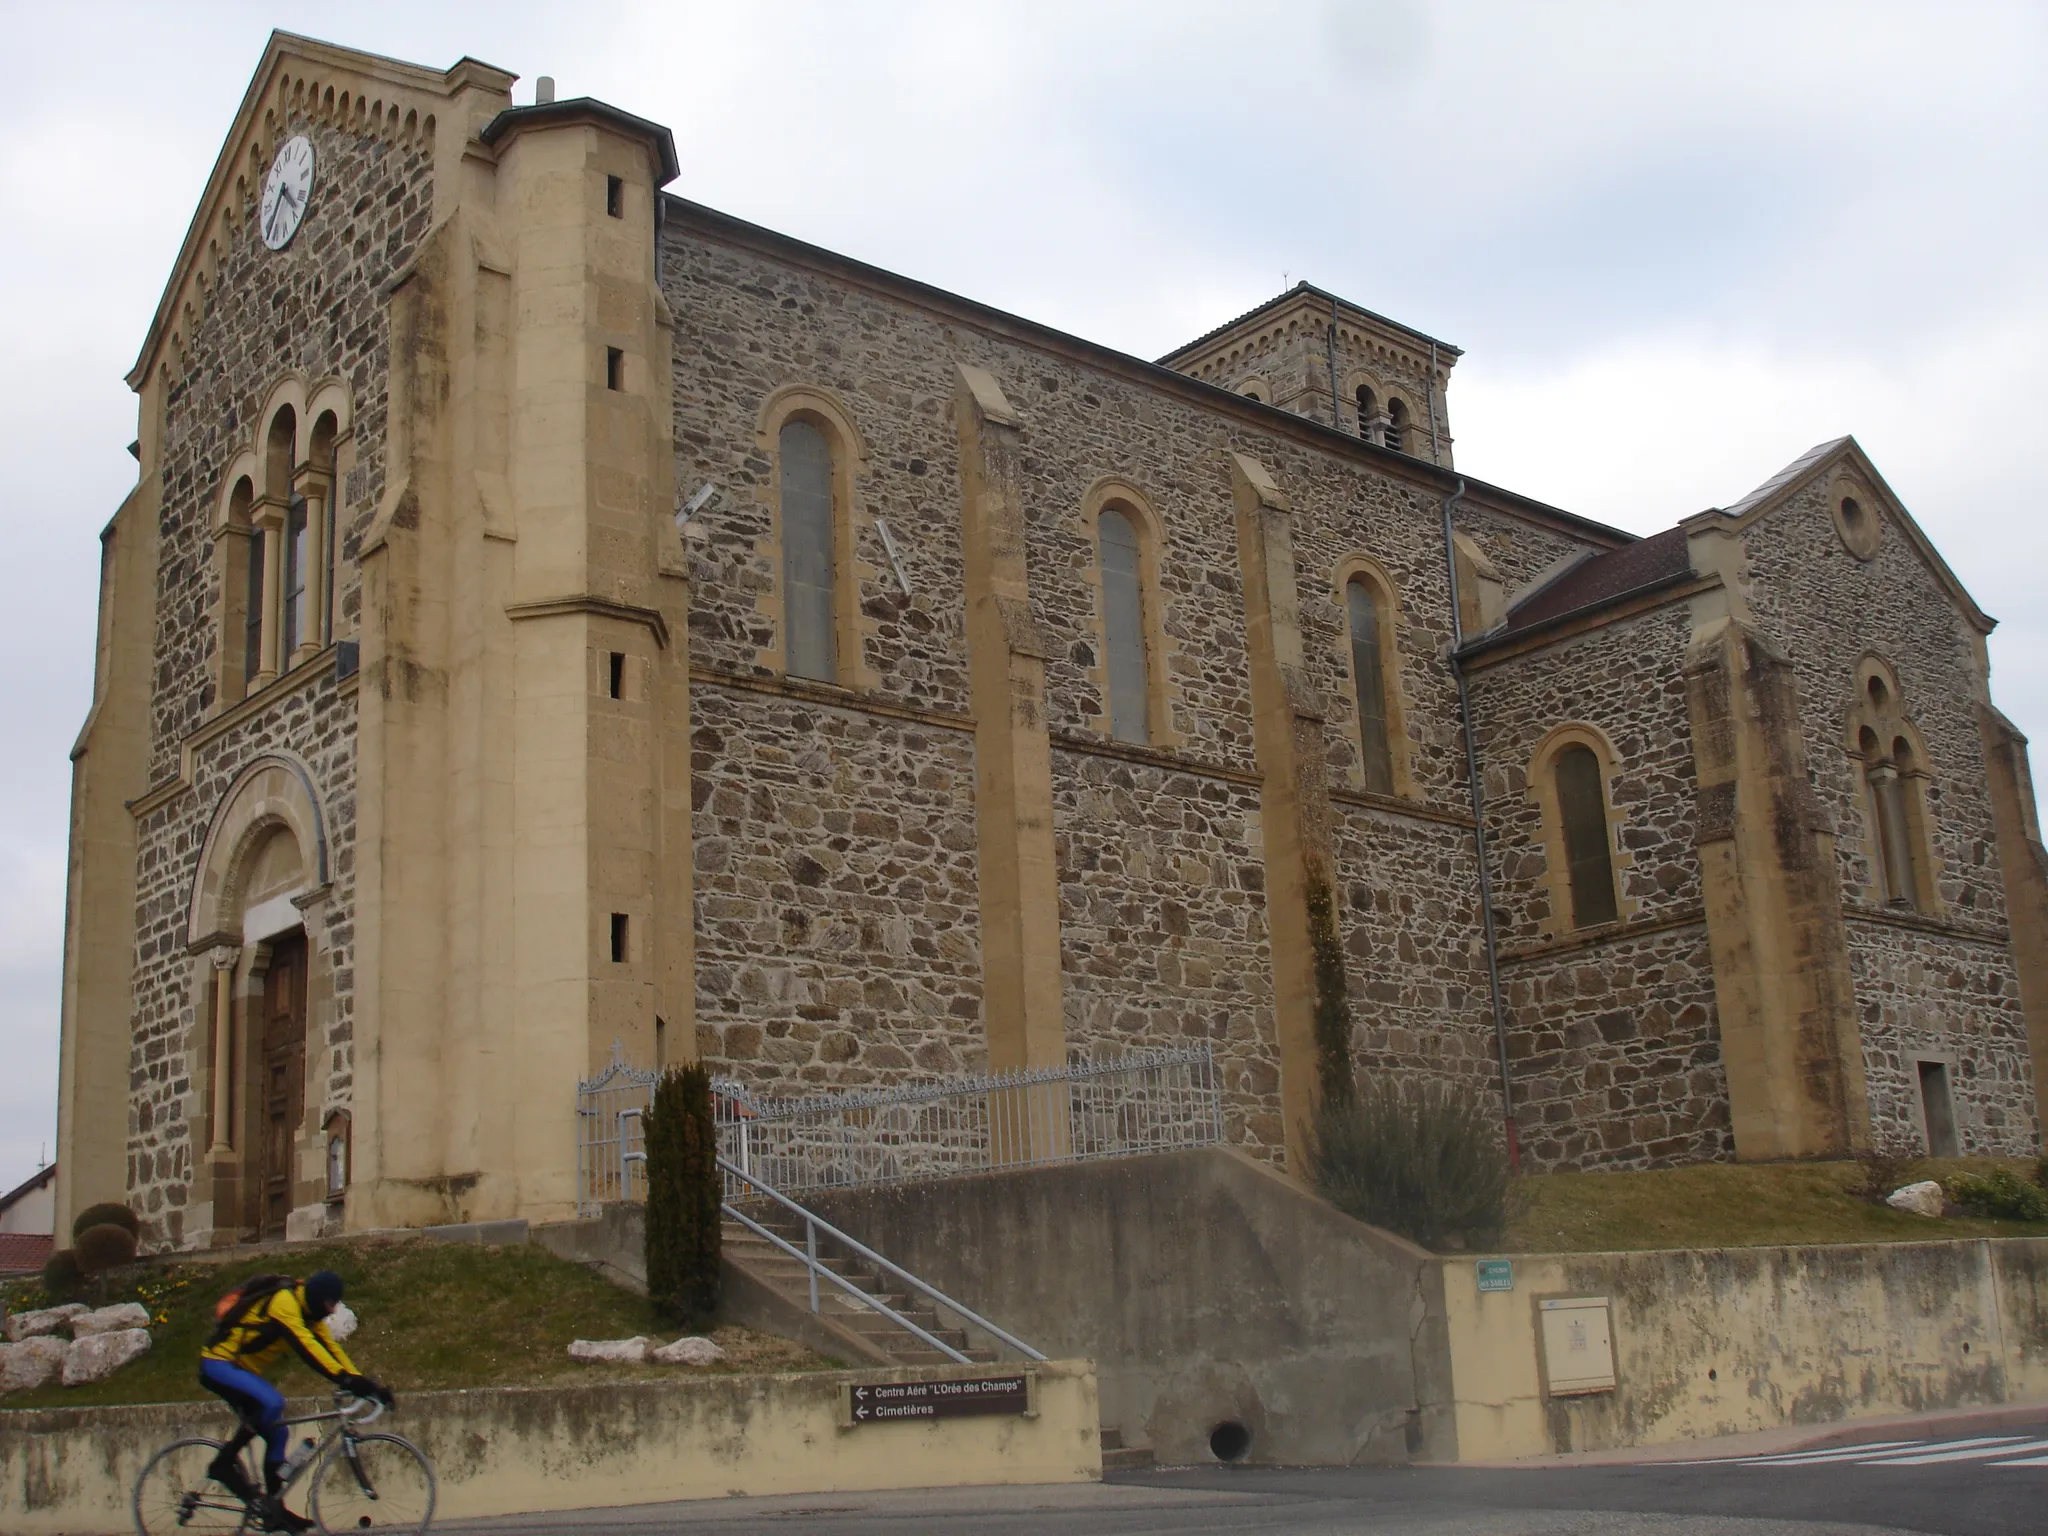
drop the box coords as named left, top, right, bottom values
left=259, top=135, right=316, bottom=251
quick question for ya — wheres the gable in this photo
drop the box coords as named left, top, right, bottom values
left=1686, top=436, right=1994, bottom=636
left=126, top=30, right=514, bottom=392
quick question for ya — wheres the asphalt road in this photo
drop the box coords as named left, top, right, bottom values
left=437, top=1427, right=2048, bottom=1536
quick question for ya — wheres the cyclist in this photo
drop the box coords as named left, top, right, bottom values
left=198, top=1270, right=394, bottom=1534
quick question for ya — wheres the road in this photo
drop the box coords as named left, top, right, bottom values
left=438, top=1424, right=2048, bottom=1536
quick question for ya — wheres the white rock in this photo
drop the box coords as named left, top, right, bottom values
left=325, top=1303, right=358, bottom=1342
left=1888, top=1180, right=1946, bottom=1217
left=72, top=1303, right=152, bottom=1337
left=567, top=1336, right=652, bottom=1363
left=0, top=1336, right=71, bottom=1392
left=62, top=1328, right=152, bottom=1386
left=651, top=1335, right=726, bottom=1367
left=4, top=1304, right=89, bottom=1343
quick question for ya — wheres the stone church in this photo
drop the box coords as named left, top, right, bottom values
left=54, top=32, right=2048, bottom=1248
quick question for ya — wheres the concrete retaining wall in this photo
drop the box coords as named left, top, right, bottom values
left=0, top=1361, right=1100, bottom=1535
left=804, top=1147, right=1453, bottom=1466
left=1442, top=1238, right=2048, bottom=1458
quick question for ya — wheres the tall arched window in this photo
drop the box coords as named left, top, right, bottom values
left=1555, top=744, right=1618, bottom=928
left=1346, top=577, right=1394, bottom=794
left=1851, top=664, right=1937, bottom=912
left=1099, top=505, right=1150, bottom=744
left=1355, top=385, right=1377, bottom=441
left=779, top=418, right=837, bottom=682
left=282, top=495, right=309, bottom=659
left=1862, top=725, right=1919, bottom=908
left=1384, top=399, right=1409, bottom=454
left=227, top=477, right=261, bottom=692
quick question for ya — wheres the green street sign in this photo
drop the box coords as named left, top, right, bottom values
left=1476, top=1259, right=1514, bottom=1293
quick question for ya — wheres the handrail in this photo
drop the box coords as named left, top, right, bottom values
left=720, top=1203, right=970, bottom=1365
left=718, top=1155, right=1047, bottom=1363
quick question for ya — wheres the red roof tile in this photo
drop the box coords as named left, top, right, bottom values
left=0, top=1232, right=53, bottom=1276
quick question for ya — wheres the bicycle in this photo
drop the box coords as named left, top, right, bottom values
left=133, top=1390, right=436, bottom=1534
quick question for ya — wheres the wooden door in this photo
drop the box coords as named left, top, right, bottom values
left=258, top=933, right=308, bottom=1239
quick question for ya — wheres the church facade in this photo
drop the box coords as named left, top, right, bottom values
left=55, top=33, right=2048, bottom=1248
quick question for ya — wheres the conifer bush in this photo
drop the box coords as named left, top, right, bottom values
left=75, top=1223, right=139, bottom=1274
left=41, top=1248, right=86, bottom=1301
left=643, top=1063, right=722, bottom=1326
left=71, top=1202, right=140, bottom=1241
left=1307, top=1076, right=1514, bottom=1250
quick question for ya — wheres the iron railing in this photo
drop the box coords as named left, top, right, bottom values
left=719, top=1156, right=1047, bottom=1364
left=576, top=1046, right=657, bottom=1216
left=714, top=1042, right=1223, bottom=1200
left=577, top=1041, right=1224, bottom=1215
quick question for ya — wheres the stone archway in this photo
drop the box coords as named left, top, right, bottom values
left=184, top=755, right=331, bottom=1245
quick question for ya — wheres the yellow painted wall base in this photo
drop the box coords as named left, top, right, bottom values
left=1, top=1362, right=1101, bottom=1534
left=1440, top=1239, right=2048, bottom=1460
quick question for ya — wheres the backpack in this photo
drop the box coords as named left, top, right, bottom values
left=207, top=1273, right=294, bottom=1346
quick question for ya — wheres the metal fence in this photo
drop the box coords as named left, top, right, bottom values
left=713, top=1042, right=1223, bottom=1201
left=576, top=1046, right=658, bottom=1215
left=577, top=1041, right=1225, bottom=1214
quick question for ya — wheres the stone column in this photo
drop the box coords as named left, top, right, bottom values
left=1231, top=452, right=1345, bottom=1169
left=208, top=946, right=239, bottom=1155
left=299, top=475, right=330, bottom=657
left=955, top=365, right=1066, bottom=1097
left=255, top=506, right=283, bottom=686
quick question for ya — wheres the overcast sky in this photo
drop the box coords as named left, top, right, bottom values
left=2, top=0, right=2043, bottom=1196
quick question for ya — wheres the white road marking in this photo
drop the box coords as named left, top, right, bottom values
left=1871, top=1437, right=2048, bottom=1465
left=1688, top=1440, right=1919, bottom=1465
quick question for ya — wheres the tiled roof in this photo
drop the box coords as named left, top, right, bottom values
left=1491, top=525, right=1695, bottom=642
left=1156, top=281, right=1463, bottom=366
left=1719, top=437, right=1851, bottom=520
left=0, top=1232, right=53, bottom=1276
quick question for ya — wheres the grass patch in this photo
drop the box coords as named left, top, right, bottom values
left=1, top=1237, right=826, bottom=1412
left=1501, top=1156, right=2048, bottom=1253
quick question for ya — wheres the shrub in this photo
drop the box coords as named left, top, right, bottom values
left=41, top=1248, right=86, bottom=1301
left=75, top=1222, right=139, bottom=1275
left=1945, top=1168, right=2048, bottom=1223
left=2036, top=1157, right=2048, bottom=1191
left=1851, top=1134, right=1924, bottom=1205
left=644, top=1063, right=722, bottom=1327
left=71, top=1202, right=139, bottom=1242
left=1307, top=1076, right=1515, bottom=1250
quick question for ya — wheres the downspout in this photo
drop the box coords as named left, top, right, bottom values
left=1440, top=479, right=1519, bottom=1170
left=1426, top=340, right=1442, bottom=466
left=1327, top=292, right=1343, bottom=431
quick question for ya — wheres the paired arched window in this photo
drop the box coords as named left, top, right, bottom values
left=779, top=417, right=838, bottom=683
left=1850, top=664, right=1938, bottom=912
left=1355, top=385, right=1377, bottom=442
left=1345, top=576, right=1394, bottom=794
left=1099, top=505, right=1151, bottom=744
left=1554, top=743, right=1619, bottom=929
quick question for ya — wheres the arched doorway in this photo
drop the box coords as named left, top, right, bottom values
left=185, top=755, right=331, bottom=1246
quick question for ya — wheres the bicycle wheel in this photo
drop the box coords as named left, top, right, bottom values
left=309, top=1431, right=436, bottom=1534
left=133, top=1437, right=253, bottom=1535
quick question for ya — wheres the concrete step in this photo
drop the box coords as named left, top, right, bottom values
left=1099, top=1427, right=1156, bottom=1472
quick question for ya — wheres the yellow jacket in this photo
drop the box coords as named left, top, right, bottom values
left=200, top=1283, right=361, bottom=1384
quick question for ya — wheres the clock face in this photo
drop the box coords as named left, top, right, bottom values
left=259, top=135, right=316, bottom=251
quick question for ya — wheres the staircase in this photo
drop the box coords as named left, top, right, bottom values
left=721, top=1205, right=997, bottom=1366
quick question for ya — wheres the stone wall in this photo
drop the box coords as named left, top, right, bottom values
left=688, top=684, right=984, bottom=1088
left=1741, top=478, right=2037, bottom=1153
left=126, top=109, right=432, bottom=1243
left=1468, top=602, right=1728, bottom=1169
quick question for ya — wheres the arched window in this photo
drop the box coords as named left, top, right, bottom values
left=1355, top=385, right=1377, bottom=442
left=1384, top=398, right=1409, bottom=454
left=282, top=495, right=309, bottom=659
left=226, top=477, right=261, bottom=691
left=779, top=418, right=837, bottom=682
left=1850, top=662, right=1937, bottom=912
left=1346, top=577, right=1394, bottom=794
left=1099, top=505, right=1150, bottom=745
left=1554, top=744, right=1618, bottom=928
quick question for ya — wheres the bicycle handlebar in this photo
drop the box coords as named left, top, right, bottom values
left=334, top=1391, right=385, bottom=1426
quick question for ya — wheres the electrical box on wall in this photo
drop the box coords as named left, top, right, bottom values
left=1538, top=1296, right=1616, bottom=1396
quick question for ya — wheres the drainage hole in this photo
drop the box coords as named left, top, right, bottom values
left=1210, top=1420, right=1251, bottom=1462
left=1707, top=1368, right=1717, bottom=1382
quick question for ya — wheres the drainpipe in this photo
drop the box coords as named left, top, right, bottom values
left=1427, top=340, right=1442, bottom=466
left=1440, top=479, right=1519, bottom=1171
left=1327, top=291, right=1343, bottom=431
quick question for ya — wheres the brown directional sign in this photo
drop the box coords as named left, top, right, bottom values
left=845, top=1374, right=1031, bottom=1424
